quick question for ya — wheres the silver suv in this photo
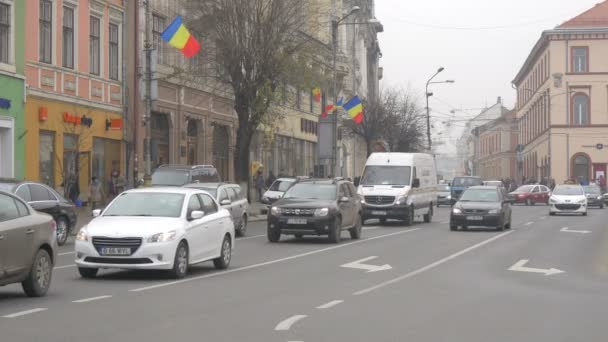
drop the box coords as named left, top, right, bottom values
left=0, top=190, right=57, bottom=297
left=185, top=183, right=249, bottom=236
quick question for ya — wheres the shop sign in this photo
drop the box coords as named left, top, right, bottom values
left=582, top=143, right=607, bottom=150
left=0, top=98, right=11, bottom=109
left=105, top=118, right=123, bottom=131
left=63, top=112, right=93, bottom=127
left=39, top=107, right=49, bottom=121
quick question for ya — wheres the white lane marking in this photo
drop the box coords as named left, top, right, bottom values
left=316, top=300, right=344, bottom=310
left=524, top=221, right=534, bottom=226
left=353, top=230, right=514, bottom=296
left=508, top=259, right=564, bottom=276
left=72, top=295, right=112, bottom=303
left=363, top=226, right=381, bottom=231
left=2, top=308, right=48, bottom=318
left=441, top=221, right=449, bottom=224
left=237, top=234, right=266, bottom=241
left=540, top=216, right=547, bottom=219
left=55, top=264, right=77, bottom=270
left=130, top=228, right=420, bottom=292
left=341, top=256, right=392, bottom=273
left=58, top=251, right=76, bottom=256
left=275, top=315, right=307, bottom=331
left=560, top=227, right=591, bottom=234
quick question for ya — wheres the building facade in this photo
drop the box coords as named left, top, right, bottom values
left=24, top=0, right=125, bottom=200
left=0, top=0, right=25, bottom=178
left=474, top=110, right=518, bottom=181
left=513, top=2, right=608, bottom=184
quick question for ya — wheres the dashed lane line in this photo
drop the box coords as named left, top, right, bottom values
left=72, top=295, right=112, bottom=303
left=275, top=315, right=307, bottom=331
left=316, top=300, right=344, bottom=310
left=2, top=308, right=48, bottom=318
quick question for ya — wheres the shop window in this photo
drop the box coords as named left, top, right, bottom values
left=39, top=131, right=55, bottom=187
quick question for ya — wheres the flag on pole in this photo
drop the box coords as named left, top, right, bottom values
left=343, top=95, right=364, bottom=124
left=321, top=97, right=345, bottom=118
left=161, top=16, right=201, bottom=58
left=312, top=87, right=321, bottom=102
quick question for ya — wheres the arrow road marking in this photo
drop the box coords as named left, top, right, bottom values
left=341, top=256, right=392, bottom=273
left=560, top=227, right=591, bottom=234
left=275, top=315, right=307, bottom=331
left=508, top=259, right=564, bottom=276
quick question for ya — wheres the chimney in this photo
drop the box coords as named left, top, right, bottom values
left=497, top=96, right=502, bottom=104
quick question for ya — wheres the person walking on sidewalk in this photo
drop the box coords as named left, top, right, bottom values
left=90, top=177, right=105, bottom=211
left=255, top=169, right=265, bottom=201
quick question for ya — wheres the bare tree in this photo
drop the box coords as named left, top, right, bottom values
left=384, top=88, right=426, bottom=153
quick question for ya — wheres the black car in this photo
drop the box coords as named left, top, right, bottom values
left=151, top=164, right=221, bottom=186
left=0, top=178, right=77, bottom=245
left=450, top=185, right=512, bottom=231
left=583, top=185, right=604, bottom=208
left=267, top=178, right=362, bottom=243
left=450, top=176, right=482, bottom=203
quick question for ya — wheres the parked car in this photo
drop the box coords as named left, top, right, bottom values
left=268, top=178, right=362, bottom=243
left=583, top=185, right=604, bottom=209
left=549, top=184, right=587, bottom=216
left=185, top=183, right=249, bottom=236
left=437, top=184, right=451, bottom=207
left=450, top=176, right=482, bottom=202
left=483, top=180, right=506, bottom=192
left=603, top=192, right=608, bottom=204
left=450, top=186, right=512, bottom=231
left=151, top=164, right=220, bottom=186
left=508, top=184, right=551, bottom=206
left=261, top=177, right=308, bottom=209
left=75, top=187, right=234, bottom=279
left=0, top=190, right=57, bottom=297
left=357, top=153, right=437, bottom=225
left=0, top=178, right=77, bottom=246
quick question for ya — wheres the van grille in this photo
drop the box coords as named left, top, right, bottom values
left=364, top=196, right=395, bottom=205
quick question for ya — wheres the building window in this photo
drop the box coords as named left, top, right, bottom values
left=62, top=6, right=74, bottom=69
left=0, top=2, right=9, bottom=64
left=295, top=88, right=301, bottom=110
left=572, top=154, right=590, bottom=183
left=152, top=14, right=166, bottom=65
left=39, top=0, right=52, bottom=64
left=89, top=16, right=100, bottom=75
left=572, top=47, right=588, bottom=73
left=572, top=93, right=589, bottom=126
left=109, top=23, right=119, bottom=80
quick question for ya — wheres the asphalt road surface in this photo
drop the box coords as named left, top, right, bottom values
left=1, top=205, right=607, bottom=342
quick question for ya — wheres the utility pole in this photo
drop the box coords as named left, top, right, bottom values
left=143, top=0, right=153, bottom=186
left=331, top=19, right=338, bottom=178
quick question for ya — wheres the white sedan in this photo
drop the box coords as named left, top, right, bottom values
left=75, top=187, right=235, bottom=278
left=549, top=184, right=587, bottom=216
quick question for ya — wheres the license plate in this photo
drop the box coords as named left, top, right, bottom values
left=466, top=216, right=483, bottom=221
left=371, top=211, right=387, bottom=216
left=287, top=218, right=307, bottom=225
left=100, top=247, right=131, bottom=256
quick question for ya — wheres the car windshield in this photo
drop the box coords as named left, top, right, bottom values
left=151, top=170, right=190, bottom=186
left=283, top=183, right=336, bottom=200
left=360, top=166, right=411, bottom=186
left=438, top=185, right=450, bottom=192
left=103, top=192, right=185, bottom=218
left=270, top=180, right=294, bottom=192
left=452, top=177, right=482, bottom=187
left=583, top=186, right=601, bottom=195
left=515, top=185, right=534, bottom=193
left=459, top=189, right=499, bottom=202
left=553, top=186, right=583, bottom=196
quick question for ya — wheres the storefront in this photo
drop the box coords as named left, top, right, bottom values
left=0, top=76, right=25, bottom=178
left=25, top=98, right=124, bottom=202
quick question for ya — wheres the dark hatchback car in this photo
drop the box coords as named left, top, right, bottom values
left=0, top=179, right=77, bottom=246
left=583, top=185, right=604, bottom=208
left=450, top=176, right=482, bottom=203
left=450, top=186, right=512, bottom=231
left=267, top=178, right=362, bottom=243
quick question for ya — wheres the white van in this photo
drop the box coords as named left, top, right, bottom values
left=356, top=153, right=437, bottom=225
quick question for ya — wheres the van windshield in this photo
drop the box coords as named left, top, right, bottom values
left=452, top=177, right=482, bottom=187
left=360, top=166, right=411, bottom=186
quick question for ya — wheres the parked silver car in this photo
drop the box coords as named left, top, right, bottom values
left=0, top=190, right=57, bottom=297
left=185, top=183, right=249, bottom=236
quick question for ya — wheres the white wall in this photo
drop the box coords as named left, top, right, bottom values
left=0, top=116, right=14, bottom=178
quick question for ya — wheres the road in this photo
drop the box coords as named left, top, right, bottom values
left=1, top=205, right=608, bottom=341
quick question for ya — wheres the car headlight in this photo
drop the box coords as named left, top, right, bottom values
left=314, top=208, right=329, bottom=217
left=396, top=196, right=408, bottom=205
left=148, top=230, right=177, bottom=243
left=452, top=208, right=462, bottom=214
left=597, top=196, right=602, bottom=200
left=446, top=195, right=451, bottom=199
left=360, top=198, right=366, bottom=204
left=76, top=227, right=88, bottom=241
left=549, top=197, right=557, bottom=204
left=262, top=196, right=269, bottom=203
left=270, top=206, right=281, bottom=216
left=488, top=209, right=499, bottom=214
left=578, top=199, right=586, bottom=204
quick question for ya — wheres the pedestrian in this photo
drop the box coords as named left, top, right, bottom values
left=266, top=170, right=276, bottom=188
left=68, top=177, right=80, bottom=204
left=549, top=178, right=556, bottom=190
left=255, top=169, right=265, bottom=201
left=90, top=177, right=105, bottom=210
left=108, top=169, right=121, bottom=201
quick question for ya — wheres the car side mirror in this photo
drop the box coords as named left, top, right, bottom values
left=339, top=196, right=349, bottom=203
left=220, top=199, right=231, bottom=206
left=412, top=178, right=421, bottom=188
left=92, top=209, right=102, bottom=217
left=189, top=210, right=205, bottom=220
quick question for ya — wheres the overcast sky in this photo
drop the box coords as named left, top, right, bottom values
left=375, top=0, right=601, bottom=151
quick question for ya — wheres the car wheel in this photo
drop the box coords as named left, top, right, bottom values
left=404, top=206, right=414, bottom=226
left=78, top=267, right=99, bottom=278
left=294, top=234, right=303, bottom=239
left=601, top=204, right=605, bottom=209
left=505, top=214, right=512, bottom=229
left=328, top=217, right=342, bottom=243
left=22, top=249, right=53, bottom=297
left=549, top=212, right=556, bottom=216
left=236, top=214, right=247, bottom=237
left=349, top=215, right=363, bottom=240
left=525, top=198, right=533, bottom=206
left=379, top=218, right=387, bottom=225
left=169, top=242, right=189, bottom=279
left=582, top=211, right=588, bottom=216
left=55, top=217, right=69, bottom=246
left=213, top=235, right=232, bottom=270
left=423, top=204, right=433, bottom=223
left=450, top=225, right=458, bottom=231
left=267, top=226, right=281, bottom=242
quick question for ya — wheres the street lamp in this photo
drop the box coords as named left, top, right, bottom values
left=425, top=67, right=453, bottom=151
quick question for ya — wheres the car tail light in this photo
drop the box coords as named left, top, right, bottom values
left=51, top=220, right=57, bottom=232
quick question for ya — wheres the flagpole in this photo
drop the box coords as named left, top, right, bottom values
left=331, top=19, right=338, bottom=177
left=143, top=0, right=153, bottom=186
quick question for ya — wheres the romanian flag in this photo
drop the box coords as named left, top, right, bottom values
left=161, top=16, right=201, bottom=58
left=321, top=97, right=344, bottom=118
left=312, top=87, right=321, bottom=102
left=343, top=95, right=363, bottom=124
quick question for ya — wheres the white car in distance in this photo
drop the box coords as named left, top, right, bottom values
left=549, top=184, right=587, bottom=216
left=75, top=187, right=234, bottom=279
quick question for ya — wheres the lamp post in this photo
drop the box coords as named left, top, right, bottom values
left=425, top=67, right=453, bottom=152
left=329, top=6, right=360, bottom=177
